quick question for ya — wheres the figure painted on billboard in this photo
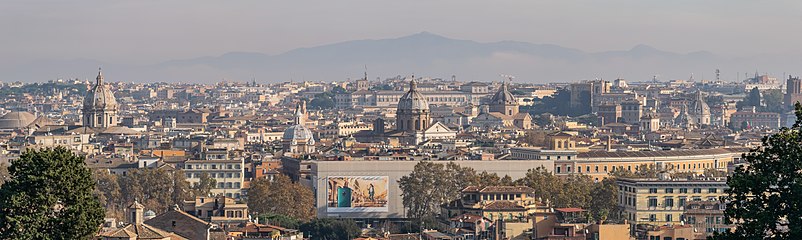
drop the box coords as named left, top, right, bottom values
left=337, top=181, right=352, bottom=207
left=327, top=176, right=389, bottom=212
left=368, top=183, right=375, bottom=202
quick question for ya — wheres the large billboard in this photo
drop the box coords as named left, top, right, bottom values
left=326, top=176, right=389, bottom=212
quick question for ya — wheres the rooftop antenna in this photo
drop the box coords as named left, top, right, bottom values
left=500, top=74, right=515, bottom=84
left=715, top=69, right=720, bottom=82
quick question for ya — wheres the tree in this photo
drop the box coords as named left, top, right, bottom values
left=0, top=162, right=9, bottom=187
left=308, top=92, right=335, bottom=110
left=712, top=103, right=802, bottom=239
left=762, top=89, right=784, bottom=113
left=246, top=175, right=315, bottom=220
left=514, top=167, right=564, bottom=205
left=93, top=170, right=123, bottom=219
left=0, top=147, right=104, bottom=239
left=740, top=87, right=762, bottom=110
left=554, top=174, right=593, bottom=208
left=191, top=172, right=216, bottom=197
left=118, top=168, right=191, bottom=214
left=589, top=178, right=622, bottom=223
left=398, top=161, right=479, bottom=218
left=258, top=213, right=301, bottom=229
left=299, top=218, right=360, bottom=240
left=247, top=177, right=271, bottom=215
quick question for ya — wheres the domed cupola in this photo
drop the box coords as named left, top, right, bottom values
left=491, top=82, right=516, bottom=105
left=282, top=101, right=315, bottom=154
left=397, top=78, right=429, bottom=112
left=83, top=69, right=118, bottom=111
left=82, top=68, right=118, bottom=128
left=489, top=81, right=519, bottom=116
left=396, top=77, right=431, bottom=132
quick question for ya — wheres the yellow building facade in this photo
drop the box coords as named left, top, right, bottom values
left=616, top=178, right=727, bottom=226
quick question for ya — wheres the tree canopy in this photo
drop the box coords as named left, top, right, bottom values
left=0, top=147, right=104, bottom=239
left=246, top=175, right=315, bottom=221
left=299, top=218, right=360, bottom=240
left=712, top=103, right=802, bottom=239
left=398, top=163, right=623, bottom=224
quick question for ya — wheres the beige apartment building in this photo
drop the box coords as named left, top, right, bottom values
left=616, top=177, right=727, bottom=226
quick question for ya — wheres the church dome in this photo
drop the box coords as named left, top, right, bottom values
left=282, top=125, right=316, bottom=145
left=491, top=82, right=516, bottom=105
left=83, top=69, right=117, bottom=111
left=397, top=79, right=429, bottom=112
left=0, top=111, right=36, bottom=129
left=282, top=102, right=315, bottom=145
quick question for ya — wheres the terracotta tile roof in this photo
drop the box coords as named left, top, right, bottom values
left=100, top=223, right=175, bottom=239
left=555, top=208, right=585, bottom=213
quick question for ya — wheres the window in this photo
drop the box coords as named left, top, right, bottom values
left=666, top=214, right=673, bottom=222
left=648, top=198, right=658, bottom=207
left=708, top=188, right=718, bottom=193
left=665, top=188, right=674, bottom=193
left=604, top=166, right=608, bottom=172
left=693, top=188, right=702, bottom=193
left=556, top=167, right=561, bottom=173
left=679, top=198, right=686, bottom=208
left=679, top=188, right=688, bottom=193
left=595, top=166, right=599, bottom=172
left=649, top=188, right=658, bottom=193
left=649, top=214, right=656, bottom=222
left=665, top=198, right=674, bottom=208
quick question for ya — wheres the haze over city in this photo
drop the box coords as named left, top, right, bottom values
left=4, top=1, right=802, bottom=239
left=3, top=0, right=802, bottom=83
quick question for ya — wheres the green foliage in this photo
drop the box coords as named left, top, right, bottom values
left=398, top=161, right=479, bottom=218
left=514, top=167, right=623, bottom=222
left=191, top=172, right=216, bottom=197
left=521, top=88, right=586, bottom=116
left=711, top=103, right=802, bottom=239
left=0, top=162, right=9, bottom=187
left=308, top=92, right=335, bottom=110
left=299, top=218, right=361, bottom=240
left=589, top=178, right=622, bottom=223
left=93, top=170, right=123, bottom=219
left=762, top=89, right=785, bottom=113
left=258, top=213, right=301, bottom=229
left=514, top=167, right=564, bottom=204
left=246, top=175, right=316, bottom=220
left=116, top=168, right=191, bottom=214
left=0, top=147, right=104, bottom=240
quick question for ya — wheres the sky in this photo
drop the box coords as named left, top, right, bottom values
left=2, top=0, right=802, bottom=81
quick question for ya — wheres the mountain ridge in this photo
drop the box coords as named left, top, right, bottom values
left=2, top=32, right=798, bottom=83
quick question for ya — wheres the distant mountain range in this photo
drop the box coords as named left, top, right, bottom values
left=3, top=32, right=801, bottom=83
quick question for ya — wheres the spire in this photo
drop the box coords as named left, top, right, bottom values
left=294, top=102, right=306, bottom=125
left=96, top=67, right=104, bottom=85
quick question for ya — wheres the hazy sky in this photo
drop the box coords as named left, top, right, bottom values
left=2, top=0, right=801, bottom=67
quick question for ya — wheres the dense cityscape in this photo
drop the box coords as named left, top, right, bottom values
left=6, top=1, right=802, bottom=240
left=0, top=67, right=798, bottom=239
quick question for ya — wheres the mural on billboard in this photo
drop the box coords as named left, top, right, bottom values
left=326, top=176, right=388, bottom=212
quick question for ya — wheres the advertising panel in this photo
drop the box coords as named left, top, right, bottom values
left=326, top=176, right=388, bottom=212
